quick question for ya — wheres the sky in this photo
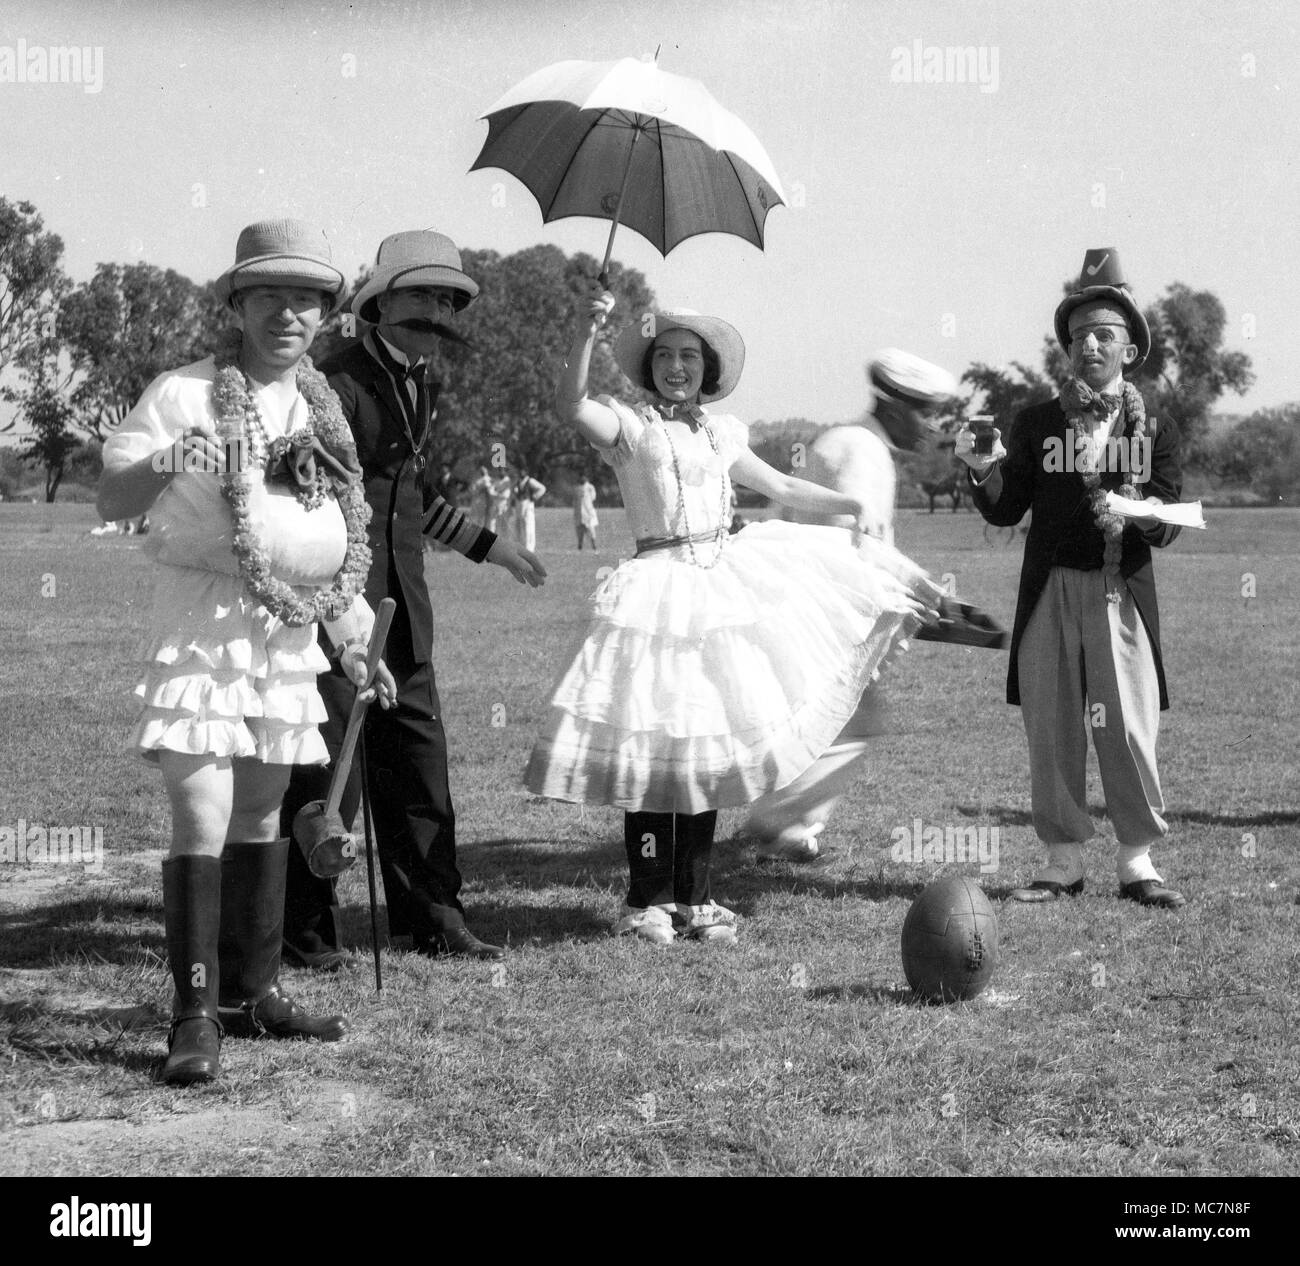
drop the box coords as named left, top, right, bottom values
left=2, top=0, right=1297, bottom=434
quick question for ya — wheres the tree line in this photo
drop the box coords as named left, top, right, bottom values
left=750, top=282, right=1285, bottom=505
left=2, top=193, right=1288, bottom=505
left=0, top=196, right=657, bottom=504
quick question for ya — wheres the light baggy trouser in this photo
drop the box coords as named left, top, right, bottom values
left=1016, top=566, right=1167, bottom=850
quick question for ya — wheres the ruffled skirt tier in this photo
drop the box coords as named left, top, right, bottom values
left=131, top=565, right=331, bottom=766
left=525, top=520, right=939, bottom=813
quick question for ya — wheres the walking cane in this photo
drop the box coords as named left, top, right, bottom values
left=358, top=728, right=383, bottom=993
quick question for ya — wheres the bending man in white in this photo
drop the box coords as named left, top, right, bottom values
left=746, top=349, right=957, bottom=861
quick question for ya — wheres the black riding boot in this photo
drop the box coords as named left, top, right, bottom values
left=161, top=855, right=223, bottom=1085
left=218, top=840, right=347, bottom=1041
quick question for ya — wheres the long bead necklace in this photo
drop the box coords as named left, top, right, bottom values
left=655, top=407, right=730, bottom=570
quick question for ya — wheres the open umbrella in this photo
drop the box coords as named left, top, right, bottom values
left=471, top=56, right=786, bottom=283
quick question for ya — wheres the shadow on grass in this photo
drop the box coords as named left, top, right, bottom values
left=335, top=893, right=614, bottom=952
left=331, top=834, right=623, bottom=950
left=1165, top=809, right=1300, bottom=827
left=6, top=1029, right=163, bottom=1073
left=715, top=842, right=927, bottom=913
left=0, top=895, right=162, bottom=966
left=458, top=835, right=626, bottom=885
left=810, top=983, right=991, bottom=1010
left=957, top=804, right=1300, bottom=829
left=113, top=799, right=1283, bottom=959
left=2, top=996, right=164, bottom=1073
left=1, top=999, right=161, bottom=1028
left=356, top=833, right=939, bottom=937
left=808, top=982, right=919, bottom=1005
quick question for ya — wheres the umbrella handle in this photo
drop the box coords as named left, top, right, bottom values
left=598, top=121, right=644, bottom=289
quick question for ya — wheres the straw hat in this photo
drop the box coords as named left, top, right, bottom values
left=351, top=230, right=479, bottom=323
left=214, top=218, right=346, bottom=311
left=613, top=309, right=746, bottom=403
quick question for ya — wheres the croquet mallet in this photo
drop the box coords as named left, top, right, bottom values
left=291, top=597, right=396, bottom=878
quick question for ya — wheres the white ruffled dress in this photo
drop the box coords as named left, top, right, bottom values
left=525, top=398, right=936, bottom=814
left=103, top=358, right=372, bottom=766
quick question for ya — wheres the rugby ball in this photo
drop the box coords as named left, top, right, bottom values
left=900, top=875, right=998, bottom=1003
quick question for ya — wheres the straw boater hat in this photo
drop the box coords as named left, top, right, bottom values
left=350, top=230, right=480, bottom=324
left=1053, top=248, right=1151, bottom=368
left=868, top=349, right=957, bottom=407
left=214, top=218, right=347, bottom=311
left=613, top=309, right=746, bottom=403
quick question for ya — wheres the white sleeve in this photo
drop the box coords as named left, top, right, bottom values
left=806, top=427, right=897, bottom=545
left=710, top=413, right=750, bottom=465
left=321, top=593, right=375, bottom=653
left=593, top=396, right=646, bottom=467
left=102, top=371, right=193, bottom=470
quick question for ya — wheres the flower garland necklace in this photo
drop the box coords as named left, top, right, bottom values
left=1061, top=377, right=1148, bottom=603
left=211, top=336, right=372, bottom=627
left=641, top=400, right=731, bottom=569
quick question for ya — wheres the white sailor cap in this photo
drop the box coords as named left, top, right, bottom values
left=868, top=349, right=958, bottom=406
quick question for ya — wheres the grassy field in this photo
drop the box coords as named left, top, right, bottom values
left=1, top=500, right=1298, bottom=1178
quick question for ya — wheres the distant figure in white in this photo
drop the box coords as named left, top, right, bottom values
left=745, top=349, right=958, bottom=861
left=487, top=470, right=512, bottom=533
left=573, top=474, right=599, bottom=550
left=510, top=468, right=547, bottom=552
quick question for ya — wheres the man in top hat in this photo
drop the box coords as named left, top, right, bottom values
left=957, top=249, right=1186, bottom=909
left=745, top=348, right=958, bottom=861
left=279, top=230, right=546, bottom=966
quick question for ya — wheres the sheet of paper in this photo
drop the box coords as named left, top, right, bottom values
left=1105, top=493, right=1207, bottom=529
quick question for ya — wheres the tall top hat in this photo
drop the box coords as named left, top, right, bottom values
left=350, top=230, right=480, bottom=324
left=214, top=218, right=347, bottom=311
left=1053, top=248, right=1151, bottom=367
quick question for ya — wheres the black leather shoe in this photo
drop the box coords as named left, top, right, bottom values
left=1120, top=880, right=1186, bottom=910
left=414, top=927, right=506, bottom=961
left=281, top=936, right=356, bottom=972
left=224, top=985, right=348, bottom=1041
left=1010, top=877, right=1085, bottom=903
left=163, top=1015, right=222, bottom=1085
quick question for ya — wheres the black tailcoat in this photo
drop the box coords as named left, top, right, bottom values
left=280, top=338, right=479, bottom=944
left=318, top=339, right=441, bottom=670
left=969, top=395, right=1182, bottom=710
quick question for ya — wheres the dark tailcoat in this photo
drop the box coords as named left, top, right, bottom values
left=318, top=339, right=441, bottom=670
left=969, top=395, right=1182, bottom=709
left=281, top=338, right=490, bottom=944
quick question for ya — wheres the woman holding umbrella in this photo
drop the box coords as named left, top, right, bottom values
left=526, top=287, right=941, bottom=945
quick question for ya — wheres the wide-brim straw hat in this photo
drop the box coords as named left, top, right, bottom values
left=351, top=230, right=480, bottom=324
left=1053, top=247, right=1151, bottom=368
left=214, top=218, right=346, bottom=311
left=613, top=309, right=745, bottom=403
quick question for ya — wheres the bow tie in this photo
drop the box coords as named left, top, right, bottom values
left=1061, top=379, right=1121, bottom=420
left=659, top=401, right=706, bottom=429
